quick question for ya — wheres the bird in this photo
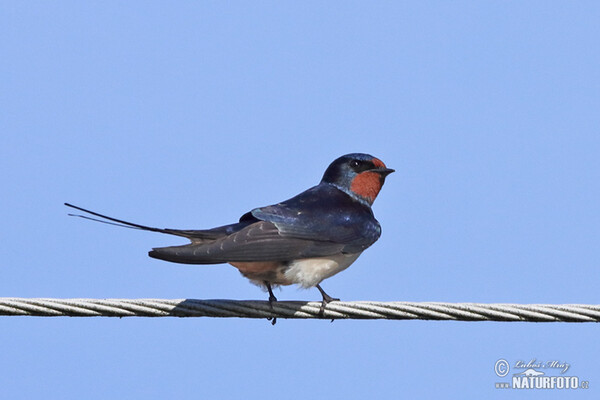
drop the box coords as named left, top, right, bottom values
left=65, top=153, right=394, bottom=316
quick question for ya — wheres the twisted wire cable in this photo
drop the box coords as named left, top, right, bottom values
left=1, top=298, right=599, bottom=322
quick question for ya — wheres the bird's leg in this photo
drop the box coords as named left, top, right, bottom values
left=264, top=281, right=277, bottom=325
left=316, top=284, right=340, bottom=316
left=265, top=281, right=277, bottom=306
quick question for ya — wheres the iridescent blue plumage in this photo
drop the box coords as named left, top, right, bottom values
left=245, top=183, right=382, bottom=254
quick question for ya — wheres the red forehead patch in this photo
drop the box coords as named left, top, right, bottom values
left=372, top=158, right=386, bottom=168
left=350, top=171, right=382, bottom=203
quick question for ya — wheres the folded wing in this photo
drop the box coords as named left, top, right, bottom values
left=148, top=220, right=347, bottom=264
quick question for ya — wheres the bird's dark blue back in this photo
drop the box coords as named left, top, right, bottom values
left=242, top=183, right=382, bottom=253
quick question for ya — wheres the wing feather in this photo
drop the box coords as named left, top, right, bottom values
left=149, top=221, right=346, bottom=264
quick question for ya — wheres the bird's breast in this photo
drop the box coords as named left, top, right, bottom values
left=230, top=253, right=361, bottom=288
left=283, top=253, right=361, bottom=288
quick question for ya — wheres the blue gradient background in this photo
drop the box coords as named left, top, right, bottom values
left=1, top=2, right=599, bottom=398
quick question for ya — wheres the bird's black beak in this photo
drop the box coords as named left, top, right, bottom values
left=373, top=167, right=395, bottom=177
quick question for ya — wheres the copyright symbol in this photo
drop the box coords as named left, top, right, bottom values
left=495, top=359, right=510, bottom=377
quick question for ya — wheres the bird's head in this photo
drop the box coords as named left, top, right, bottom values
left=321, top=153, right=394, bottom=205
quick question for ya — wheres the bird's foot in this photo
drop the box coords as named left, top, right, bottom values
left=316, top=284, right=339, bottom=318
left=268, top=294, right=277, bottom=307
left=265, top=281, right=278, bottom=308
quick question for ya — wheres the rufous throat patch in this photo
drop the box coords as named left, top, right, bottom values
left=350, top=171, right=382, bottom=203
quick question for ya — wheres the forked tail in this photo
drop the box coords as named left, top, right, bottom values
left=64, top=203, right=234, bottom=240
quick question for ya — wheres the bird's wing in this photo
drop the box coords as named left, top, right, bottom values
left=244, top=184, right=382, bottom=249
left=150, top=186, right=384, bottom=265
left=148, top=220, right=347, bottom=264
left=65, top=203, right=348, bottom=264
left=66, top=186, right=382, bottom=265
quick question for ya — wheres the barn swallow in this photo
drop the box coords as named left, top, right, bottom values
left=65, top=153, right=394, bottom=316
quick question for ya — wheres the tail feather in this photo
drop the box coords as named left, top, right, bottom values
left=64, top=203, right=231, bottom=240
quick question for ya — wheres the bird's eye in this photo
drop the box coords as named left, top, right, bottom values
left=350, top=160, right=362, bottom=168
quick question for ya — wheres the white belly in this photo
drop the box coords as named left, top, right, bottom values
left=283, top=253, right=361, bottom=288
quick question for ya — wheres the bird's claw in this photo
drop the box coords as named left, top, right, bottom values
left=316, top=284, right=339, bottom=318
left=268, top=294, right=277, bottom=308
left=318, top=296, right=340, bottom=316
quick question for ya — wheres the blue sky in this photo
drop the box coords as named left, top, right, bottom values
left=1, top=2, right=599, bottom=398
